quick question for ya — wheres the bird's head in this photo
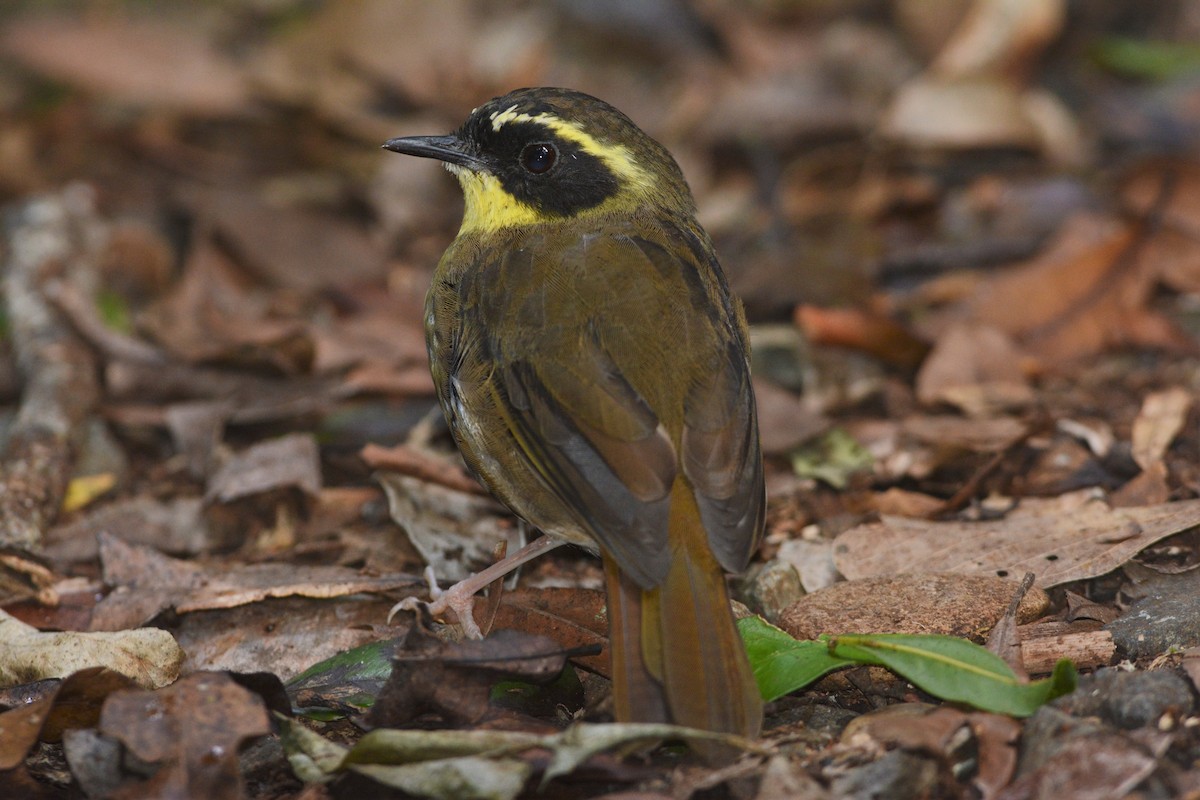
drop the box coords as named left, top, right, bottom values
left=384, top=87, right=694, bottom=234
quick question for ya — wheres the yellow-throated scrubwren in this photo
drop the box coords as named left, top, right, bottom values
left=383, top=87, right=764, bottom=738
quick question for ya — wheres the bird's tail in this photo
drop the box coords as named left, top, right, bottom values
left=603, top=477, right=762, bottom=741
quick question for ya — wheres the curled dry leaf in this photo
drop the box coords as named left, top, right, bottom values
left=90, top=532, right=415, bottom=631
left=0, top=610, right=182, bottom=689
left=883, top=0, right=1079, bottom=161
left=849, top=706, right=1021, bottom=800
left=851, top=414, right=1028, bottom=484
left=377, top=472, right=519, bottom=583
left=882, top=76, right=1041, bottom=151
left=794, top=304, right=930, bottom=370
left=138, top=234, right=314, bottom=373
left=962, top=212, right=1188, bottom=363
left=930, top=0, right=1065, bottom=81
left=1130, top=387, right=1193, bottom=471
left=364, top=443, right=487, bottom=496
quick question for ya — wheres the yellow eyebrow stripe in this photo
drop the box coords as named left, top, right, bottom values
left=488, top=107, right=653, bottom=193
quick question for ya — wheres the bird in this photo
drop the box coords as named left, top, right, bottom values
left=383, top=87, right=764, bottom=739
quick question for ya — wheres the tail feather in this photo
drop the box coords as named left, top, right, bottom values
left=603, top=556, right=669, bottom=724
left=603, top=477, right=762, bottom=740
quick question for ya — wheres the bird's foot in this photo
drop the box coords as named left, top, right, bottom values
left=387, top=536, right=567, bottom=640
left=388, top=565, right=486, bottom=639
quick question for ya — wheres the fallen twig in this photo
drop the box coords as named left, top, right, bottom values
left=0, top=185, right=102, bottom=553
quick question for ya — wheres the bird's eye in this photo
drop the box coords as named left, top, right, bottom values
left=521, top=143, right=556, bottom=174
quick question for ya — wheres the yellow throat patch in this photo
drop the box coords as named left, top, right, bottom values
left=448, top=165, right=541, bottom=234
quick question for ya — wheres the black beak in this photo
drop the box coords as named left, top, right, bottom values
left=382, top=134, right=483, bottom=170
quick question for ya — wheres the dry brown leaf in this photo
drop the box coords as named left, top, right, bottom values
left=176, top=596, right=395, bottom=681
left=869, top=488, right=946, bottom=518
left=794, top=304, right=930, bottom=369
left=779, top=573, right=1048, bottom=642
left=0, top=15, right=250, bottom=116
left=254, top=0, right=532, bottom=120
left=363, top=444, right=486, bottom=496
left=491, top=588, right=608, bottom=675
left=756, top=753, right=832, bottom=799
left=205, top=433, right=322, bottom=505
left=1124, top=161, right=1200, bottom=293
left=848, top=415, right=1027, bottom=483
left=1130, top=387, right=1193, bottom=471
left=961, top=212, right=1186, bottom=363
left=1111, top=459, right=1172, bottom=508
left=99, top=672, right=270, bottom=800
left=90, top=533, right=415, bottom=630
left=931, top=0, right=1065, bottom=81
left=368, top=626, right=571, bottom=728
left=377, top=472, right=518, bottom=583
left=313, top=297, right=432, bottom=396
left=985, top=573, right=1034, bottom=676
left=199, top=187, right=389, bottom=291
left=45, top=496, right=212, bottom=564
left=882, top=76, right=1040, bottom=150
left=138, top=234, right=313, bottom=372
left=341, top=362, right=437, bottom=396
left=901, top=415, right=1029, bottom=452
left=0, top=668, right=136, bottom=771
left=999, top=731, right=1158, bottom=799
left=841, top=704, right=1021, bottom=800
left=971, top=713, right=1023, bottom=800
left=834, top=490, right=1200, bottom=588
left=915, top=323, right=1035, bottom=415
left=0, top=610, right=182, bottom=689
left=882, top=0, right=1079, bottom=161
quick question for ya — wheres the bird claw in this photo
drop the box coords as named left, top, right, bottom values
left=387, top=536, right=566, bottom=640
left=388, top=565, right=485, bottom=639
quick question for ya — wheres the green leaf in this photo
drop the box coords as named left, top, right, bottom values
left=1091, top=37, right=1200, bottom=80
left=288, top=639, right=396, bottom=686
left=827, top=633, right=1076, bottom=716
left=286, top=638, right=399, bottom=717
left=738, top=616, right=855, bottom=701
